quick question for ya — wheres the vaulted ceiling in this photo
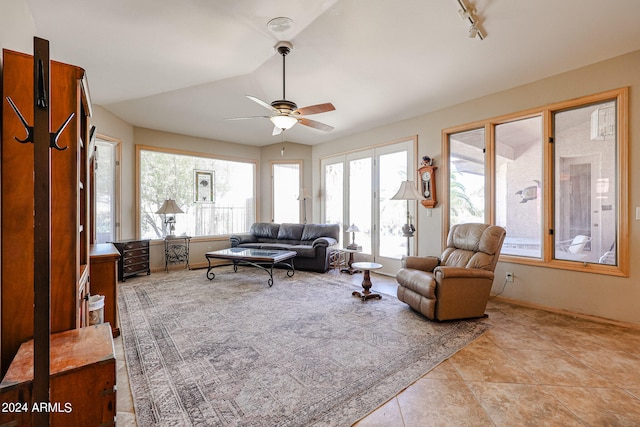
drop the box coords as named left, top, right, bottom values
left=23, top=0, right=640, bottom=146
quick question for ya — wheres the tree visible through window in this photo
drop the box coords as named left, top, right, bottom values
left=138, top=147, right=256, bottom=239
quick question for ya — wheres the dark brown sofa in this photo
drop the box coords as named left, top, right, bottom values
left=229, top=222, right=340, bottom=272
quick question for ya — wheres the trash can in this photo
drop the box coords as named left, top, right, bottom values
left=88, top=295, right=105, bottom=325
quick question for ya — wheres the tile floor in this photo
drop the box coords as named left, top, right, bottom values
left=115, top=270, right=640, bottom=426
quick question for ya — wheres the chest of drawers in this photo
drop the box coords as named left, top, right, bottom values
left=111, top=239, right=151, bottom=281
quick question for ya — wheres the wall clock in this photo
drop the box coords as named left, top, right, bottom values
left=418, top=165, right=437, bottom=208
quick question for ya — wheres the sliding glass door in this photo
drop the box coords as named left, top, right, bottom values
left=321, top=138, right=416, bottom=274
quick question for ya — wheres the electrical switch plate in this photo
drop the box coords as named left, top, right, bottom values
left=636, top=207, right=640, bottom=220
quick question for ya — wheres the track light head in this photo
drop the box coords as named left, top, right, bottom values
left=468, top=24, right=478, bottom=38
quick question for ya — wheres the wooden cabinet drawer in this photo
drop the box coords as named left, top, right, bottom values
left=122, top=240, right=149, bottom=251
left=124, top=247, right=148, bottom=258
left=124, top=262, right=149, bottom=275
left=124, top=254, right=148, bottom=265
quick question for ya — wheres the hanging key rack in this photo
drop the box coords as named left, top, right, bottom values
left=4, top=37, right=75, bottom=427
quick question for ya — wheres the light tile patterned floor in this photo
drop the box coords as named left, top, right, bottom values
left=115, top=270, right=640, bottom=426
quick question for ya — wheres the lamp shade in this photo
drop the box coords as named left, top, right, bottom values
left=297, top=188, right=312, bottom=200
left=345, top=224, right=360, bottom=233
left=390, top=181, right=424, bottom=200
left=156, top=199, right=184, bottom=215
left=270, top=115, right=298, bottom=130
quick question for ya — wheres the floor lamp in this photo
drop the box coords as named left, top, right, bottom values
left=297, top=188, right=311, bottom=224
left=390, top=181, right=424, bottom=256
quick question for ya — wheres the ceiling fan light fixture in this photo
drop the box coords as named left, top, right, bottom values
left=270, top=115, right=298, bottom=130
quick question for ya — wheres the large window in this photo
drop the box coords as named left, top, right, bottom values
left=443, top=88, right=628, bottom=276
left=138, top=146, right=256, bottom=239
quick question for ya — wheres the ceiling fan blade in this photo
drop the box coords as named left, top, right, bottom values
left=225, top=115, right=270, bottom=121
left=246, top=95, right=278, bottom=113
left=272, top=126, right=283, bottom=136
left=299, top=117, right=334, bottom=132
left=293, top=103, right=335, bottom=116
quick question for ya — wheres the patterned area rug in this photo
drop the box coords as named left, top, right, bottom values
left=118, top=267, right=490, bottom=426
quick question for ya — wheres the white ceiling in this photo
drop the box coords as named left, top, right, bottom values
left=23, top=0, right=640, bottom=146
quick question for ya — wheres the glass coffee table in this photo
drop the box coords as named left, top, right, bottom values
left=205, top=248, right=296, bottom=287
left=351, top=262, right=383, bottom=301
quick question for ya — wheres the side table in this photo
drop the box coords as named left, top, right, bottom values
left=164, top=235, right=191, bottom=271
left=339, top=248, right=362, bottom=274
left=351, top=262, right=383, bottom=301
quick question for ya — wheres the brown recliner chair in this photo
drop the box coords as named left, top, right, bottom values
left=396, top=223, right=506, bottom=321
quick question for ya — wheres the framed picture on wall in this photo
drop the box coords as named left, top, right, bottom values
left=194, top=170, right=214, bottom=203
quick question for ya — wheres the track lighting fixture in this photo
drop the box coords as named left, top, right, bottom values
left=468, top=24, right=478, bottom=38
left=456, top=0, right=486, bottom=40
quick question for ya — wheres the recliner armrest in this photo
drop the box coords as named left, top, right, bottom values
left=312, top=237, right=337, bottom=248
left=403, top=256, right=439, bottom=272
left=434, top=266, right=494, bottom=280
left=229, top=234, right=257, bottom=247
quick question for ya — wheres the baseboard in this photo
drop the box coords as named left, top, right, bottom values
left=492, top=295, right=640, bottom=330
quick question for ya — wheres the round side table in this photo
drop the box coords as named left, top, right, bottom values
left=351, top=262, right=383, bottom=301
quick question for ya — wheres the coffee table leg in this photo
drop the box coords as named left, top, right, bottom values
left=352, top=269, right=382, bottom=301
left=206, top=256, right=216, bottom=280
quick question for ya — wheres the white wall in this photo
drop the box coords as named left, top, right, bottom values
left=313, top=49, right=640, bottom=325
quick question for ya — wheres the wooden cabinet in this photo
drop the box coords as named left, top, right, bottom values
left=111, top=239, right=151, bottom=281
left=0, top=324, right=116, bottom=427
left=90, top=243, right=121, bottom=337
left=1, top=49, right=92, bottom=374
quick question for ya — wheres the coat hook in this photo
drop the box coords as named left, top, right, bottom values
left=5, top=96, right=34, bottom=143
left=37, top=59, right=48, bottom=109
left=50, top=112, right=74, bottom=151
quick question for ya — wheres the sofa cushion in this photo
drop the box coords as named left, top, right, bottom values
left=250, top=222, right=280, bottom=239
left=277, top=223, right=305, bottom=241
left=290, top=245, right=316, bottom=258
left=301, top=223, right=340, bottom=242
left=257, top=243, right=294, bottom=251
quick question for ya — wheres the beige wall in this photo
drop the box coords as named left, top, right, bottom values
left=313, top=49, right=640, bottom=325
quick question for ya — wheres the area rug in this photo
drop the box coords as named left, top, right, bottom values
left=118, top=267, right=491, bottom=426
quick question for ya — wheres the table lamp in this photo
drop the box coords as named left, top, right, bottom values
left=345, top=224, right=361, bottom=250
left=156, top=199, right=184, bottom=237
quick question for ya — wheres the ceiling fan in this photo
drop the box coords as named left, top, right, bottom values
left=227, top=41, right=335, bottom=136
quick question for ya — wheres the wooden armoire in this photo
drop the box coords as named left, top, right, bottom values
left=1, top=49, right=92, bottom=375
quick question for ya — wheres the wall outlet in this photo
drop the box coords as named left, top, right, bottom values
left=506, top=272, right=514, bottom=282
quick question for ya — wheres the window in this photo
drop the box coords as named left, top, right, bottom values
left=449, top=128, right=486, bottom=226
left=554, top=101, right=618, bottom=265
left=495, top=116, right=543, bottom=258
left=94, top=136, right=120, bottom=243
left=272, top=162, right=301, bottom=223
left=137, top=146, right=256, bottom=239
left=443, top=88, right=628, bottom=276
